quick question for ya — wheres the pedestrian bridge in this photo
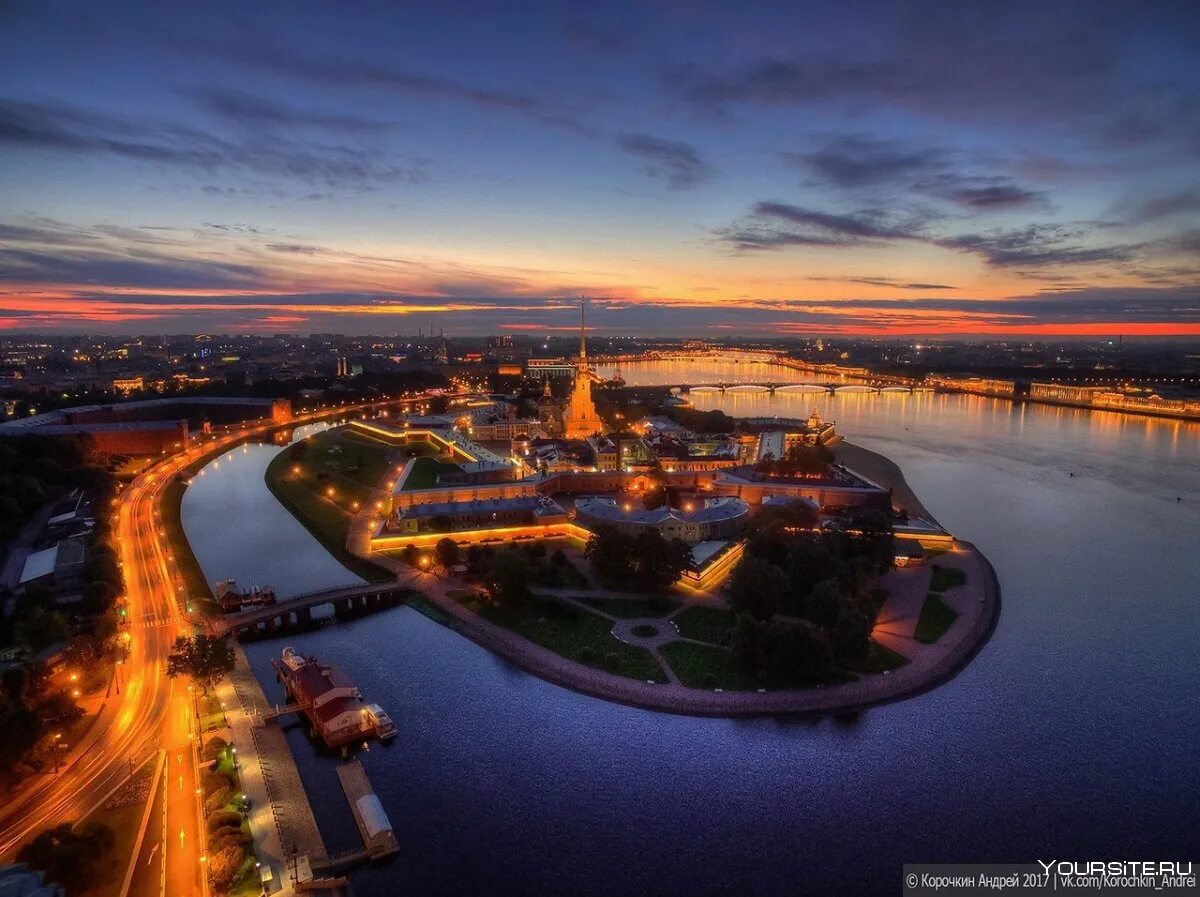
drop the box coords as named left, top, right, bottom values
left=214, top=581, right=413, bottom=639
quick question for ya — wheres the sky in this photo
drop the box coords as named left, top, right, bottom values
left=1, top=0, right=1199, bottom=338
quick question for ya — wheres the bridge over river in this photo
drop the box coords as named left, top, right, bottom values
left=677, top=382, right=919, bottom=395
left=215, top=580, right=413, bottom=639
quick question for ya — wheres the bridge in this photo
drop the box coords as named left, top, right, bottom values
left=214, top=580, right=413, bottom=639
left=678, top=382, right=914, bottom=395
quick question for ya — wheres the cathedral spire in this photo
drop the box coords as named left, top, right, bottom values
left=578, top=296, right=587, bottom=371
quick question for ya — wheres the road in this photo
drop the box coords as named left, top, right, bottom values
left=0, top=398, right=402, bottom=895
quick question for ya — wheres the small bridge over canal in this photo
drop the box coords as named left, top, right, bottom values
left=215, top=581, right=412, bottom=639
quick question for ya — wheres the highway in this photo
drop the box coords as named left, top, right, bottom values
left=0, top=398, right=398, bottom=895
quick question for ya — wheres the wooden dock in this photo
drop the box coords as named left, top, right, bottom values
left=330, top=761, right=398, bottom=866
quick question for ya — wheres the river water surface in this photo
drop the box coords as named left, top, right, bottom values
left=181, top=361, right=1200, bottom=896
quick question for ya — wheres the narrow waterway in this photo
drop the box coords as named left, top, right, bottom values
left=181, top=363, right=1200, bottom=895
left=180, top=422, right=364, bottom=599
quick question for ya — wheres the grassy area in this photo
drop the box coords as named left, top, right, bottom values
left=851, top=639, right=910, bottom=674
left=401, top=456, right=461, bottom=489
left=914, top=593, right=959, bottom=644
left=930, top=564, right=967, bottom=592
left=263, top=431, right=392, bottom=582
left=578, top=596, right=680, bottom=618
left=659, top=641, right=763, bottom=690
left=77, top=755, right=160, bottom=897
left=160, top=480, right=216, bottom=611
left=458, top=592, right=667, bottom=682
left=671, top=605, right=737, bottom=645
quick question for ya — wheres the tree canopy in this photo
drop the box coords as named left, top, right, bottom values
left=584, top=526, right=693, bottom=592
left=166, top=634, right=235, bottom=694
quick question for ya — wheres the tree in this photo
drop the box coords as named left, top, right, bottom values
left=18, top=821, right=116, bottom=894
left=401, top=543, right=421, bottom=567
left=166, top=634, right=235, bottom=695
left=831, top=606, right=871, bottom=664
left=727, top=556, right=788, bottom=621
left=584, top=526, right=636, bottom=586
left=634, top=532, right=693, bottom=592
left=803, top=578, right=844, bottom=630
left=435, top=537, right=459, bottom=569
left=486, top=549, right=531, bottom=607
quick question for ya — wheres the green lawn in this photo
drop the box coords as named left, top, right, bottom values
left=929, top=564, right=967, bottom=592
left=77, top=755, right=160, bottom=897
left=578, top=596, right=680, bottom=618
left=914, top=593, right=959, bottom=644
left=263, top=430, right=393, bottom=582
left=658, top=641, right=763, bottom=690
left=851, top=639, right=910, bottom=674
left=671, top=605, right=737, bottom=645
left=461, top=592, right=667, bottom=682
left=401, top=456, right=462, bottom=490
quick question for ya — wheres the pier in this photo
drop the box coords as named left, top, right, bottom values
left=309, top=762, right=399, bottom=875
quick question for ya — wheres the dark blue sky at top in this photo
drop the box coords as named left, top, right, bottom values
left=1, top=0, right=1198, bottom=335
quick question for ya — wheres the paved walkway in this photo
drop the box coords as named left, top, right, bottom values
left=216, top=645, right=327, bottom=896
left=871, top=564, right=933, bottom=653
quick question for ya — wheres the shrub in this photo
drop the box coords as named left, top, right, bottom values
left=604, top=652, right=620, bottom=672
left=207, top=810, right=242, bottom=834
left=201, top=768, right=232, bottom=797
left=208, top=844, right=245, bottom=892
left=204, top=786, right=234, bottom=816
left=580, top=646, right=598, bottom=664
left=202, top=737, right=229, bottom=763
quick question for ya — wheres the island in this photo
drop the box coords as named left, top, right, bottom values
left=245, top=307, right=1000, bottom=716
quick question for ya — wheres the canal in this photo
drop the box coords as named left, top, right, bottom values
left=181, top=362, right=1200, bottom=895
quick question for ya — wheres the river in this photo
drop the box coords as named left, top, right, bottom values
left=181, top=361, right=1200, bottom=895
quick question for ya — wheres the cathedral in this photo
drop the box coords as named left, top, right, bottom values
left=561, top=299, right=602, bottom=439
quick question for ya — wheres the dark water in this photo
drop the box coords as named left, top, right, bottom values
left=185, top=364, right=1200, bottom=895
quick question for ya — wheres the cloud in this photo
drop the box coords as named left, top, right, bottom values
left=187, top=88, right=395, bottom=133
left=786, top=137, right=944, bottom=187
left=809, top=276, right=956, bottom=290
left=718, top=199, right=1148, bottom=269
left=264, top=243, right=322, bottom=255
left=0, top=245, right=267, bottom=290
left=616, top=133, right=713, bottom=188
left=186, top=40, right=599, bottom=138
left=1116, top=189, right=1200, bottom=224
left=717, top=201, right=929, bottom=250
left=935, top=225, right=1140, bottom=267
left=914, top=174, right=1046, bottom=210
left=788, top=136, right=1046, bottom=210
left=0, top=98, right=427, bottom=191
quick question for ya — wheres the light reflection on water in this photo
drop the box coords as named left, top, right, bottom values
left=183, top=365, right=1200, bottom=895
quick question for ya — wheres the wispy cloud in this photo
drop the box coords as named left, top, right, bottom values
left=616, top=133, right=714, bottom=189
left=0, top=98, right=427, bottom=191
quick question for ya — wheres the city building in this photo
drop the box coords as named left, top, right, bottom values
left=574, top=495, right=750, bottom=543
left=0, top=396, right=291, bottom=455
left=386, top=495, right=569, bottom=535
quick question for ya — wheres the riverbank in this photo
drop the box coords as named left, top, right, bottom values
left=215, top=643, right=328, bottom=893
left=833, top=439, right=939, bottom=524
left=398, top=540, right=998, bottom=717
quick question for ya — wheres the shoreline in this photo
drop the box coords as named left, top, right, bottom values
left=234, top=419, right=1001, bottom=718
left=832, top=438, right=940, bottom=524
left=413, top=537, right=999, bottom=717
